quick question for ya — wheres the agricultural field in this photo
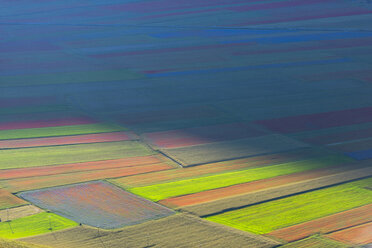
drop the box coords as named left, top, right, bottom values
left=0, top=238, right=50, bottom=248
left=1, top=0, right=372, bottom=246
left=0, top=141, right=153, bottom=170
left=205, top=177, right=372, bottom=234
left=127, top=155, right=352, bottom=201
left=21, top=214, right=279, bottom=248
left=0, top=212, right=77, bottom=239
left=279, top=235, right=350, bottom=248
left=19, top=181, right=175, bottom=229
left=327, top=222, right=372, bottom=245
left=269, top=204, right=372, bottom=242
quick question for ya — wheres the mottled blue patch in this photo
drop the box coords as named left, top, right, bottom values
left=345, top=149, right=372, bottom=160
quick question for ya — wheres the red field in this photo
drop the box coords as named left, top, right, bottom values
left=269, top=204, right=372, bottom=242
left=113, top=149, right=322, bottom=187
left=158, top=165, right=354, bottom=208
left=143, top=122, right=266, bottom=148
left=0, top=155, right=163, bottom=180
left=254, top=107, right=372, bottom=133
left=0, top=132, right=137, bottom=149
left=1, top=157, right=175, bottom=192
left=0, top=117, right=97, bottom=130
left=327, top=222, right=372, bottom=245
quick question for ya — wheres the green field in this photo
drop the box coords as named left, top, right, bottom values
left=0, top=123, right=126, bottom=140
left=206, top=177, right=372, bottom=234
left=0, top=141, right=154, bottom=169
left=128, top=155, right=351, bottom=201
left=0, top=212, right=77, bottom=239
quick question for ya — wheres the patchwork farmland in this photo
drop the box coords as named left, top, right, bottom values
left=0, top=0, right=372, bottom=247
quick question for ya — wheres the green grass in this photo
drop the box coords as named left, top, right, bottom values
left=0, top=212, right=77, bottom=239
left=279, top=235, right=349, bottom=248
left=0, top=141, right=154, bottom=169
left=128, top=155, right=351, bottom=201
left=0, top=123, right=126, bottom=140
left=206, top=177, right=372, bottom=234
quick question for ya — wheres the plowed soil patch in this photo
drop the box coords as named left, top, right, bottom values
left=328, top=222, right=372, bottom=245
left=270, top=204, right=372, bottom=242
left=0, top=205, right=42, bottom=221
left=0, top=189, right=27, bottom=210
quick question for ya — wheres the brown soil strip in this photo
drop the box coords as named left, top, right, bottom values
left=269, top=204, right=372, bottom=242
left=327, top=222, right=372, bottom=245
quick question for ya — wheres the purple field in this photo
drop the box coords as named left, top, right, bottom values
left=19, top=181, right=175, bottom=229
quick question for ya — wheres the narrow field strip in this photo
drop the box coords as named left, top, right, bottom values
left=0, top=155, right=163, bottom=180
left=117, top=105, right=221, bottom=126
left=112, top=149, right=325, bottom=188
left=269, top=204, right=372, bottom=242
left=205, top=177, right=372, bottom=234
left=0, top=132, right=137, bottom=149
left=0, top=117, right=97, bottom=131
left=0, top=69, right=143, bottom=87
left=0, top=212, right=77, bottom=239
left=0, top=105, right=71, bottom=116
left=0, top=205, right=42, bottom=222
left=0, top=96, right=57, bottom=108
left=0, top=189, right=27, bottom=210
left=159, top=165, right=357, bottom=208
left=160, top=134, right=309, bottom=167
left=0, top=141, right=154, bottom=170
left=143, top=122, right=267, bottom=148
left=21, top=214, right=279, bottom=248
left=128, top=155, right=351, bottom=201
left=1, top=163, right=174, bottom=193
left=254, top=106, right=372, bottom=133
left=19, top=181, right=174, bottom=229
left=0, top=123, right=126, bottom=140
left=279, top=235, right=350, bottom=248
left=330, top=139, right=372, bottom=152
left=303, top=127, right=372, bottom=145
left=327, top=222, right=372, bottom=245
left=183, top=165, right=372, bottom=216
